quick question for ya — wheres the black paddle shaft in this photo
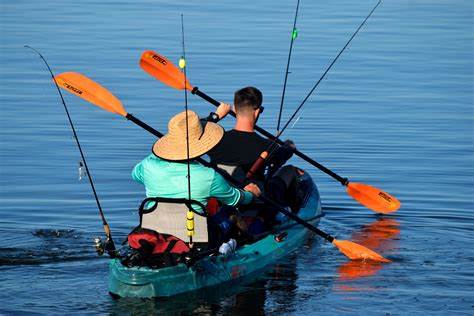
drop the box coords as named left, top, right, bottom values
left=191, top=87, right=349, bottom=186
left=124, top=113, right=335, bottom=243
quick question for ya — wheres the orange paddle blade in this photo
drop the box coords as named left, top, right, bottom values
left=332, top=239, right=391, bottom=263
left=54, top=72, right=126, bottom=117
left=140, top=50, right=193, bottom=91
left=346, top=182, right=400, bottom=214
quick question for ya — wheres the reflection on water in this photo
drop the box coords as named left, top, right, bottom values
left=337, top=217, right=400, bottom=284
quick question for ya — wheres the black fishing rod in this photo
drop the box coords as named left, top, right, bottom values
left=180, top=15, right=195, bottom=247
left=276, top=0, right=301, bottom=133
left=278, top=0, right=382, bottom=138
left=249, top=0, right=382, bottom=179
left=25, top=45, right=116, bottom=256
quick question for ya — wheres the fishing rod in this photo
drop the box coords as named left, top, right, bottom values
left=25, top=45, right=116, bottom=256
left=179, top=15, right=195, bottom=247
left=255, top=0, right=383, bottom=171
left=276, top=0, right=301, bottom=133
left=248, top=0, right=382, bottom=177
left=52, top=71, right=390, bottom=262
left=277, top=0, right=382, bottom=138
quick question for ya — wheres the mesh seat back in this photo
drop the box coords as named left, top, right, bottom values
left=141, top=202, right=208, bottom=243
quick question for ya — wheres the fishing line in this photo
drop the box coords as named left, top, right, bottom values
left=247, top=0, right=382, bottom=178
left=278, top=0, right=382, bottom=137
left=291, top=115, right=301, bottom=129
left=277, top=0, right=301, bottom=133
left=24, top=45, right=116, bottom=255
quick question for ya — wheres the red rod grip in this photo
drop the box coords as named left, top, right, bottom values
left=246, top=151, right=269, bottom=179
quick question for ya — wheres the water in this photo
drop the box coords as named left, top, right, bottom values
left=1, top=0, right=473, bottom=314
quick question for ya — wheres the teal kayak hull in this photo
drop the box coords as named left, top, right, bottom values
left=108, top=174, right=322, bottom=298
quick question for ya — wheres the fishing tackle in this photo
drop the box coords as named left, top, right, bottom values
left=25, top=45, right=117, bottom=257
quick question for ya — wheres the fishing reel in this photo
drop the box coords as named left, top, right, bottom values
left=94, top=236, right=118, bottom=258
left=93, top=237, right=105, bottom=256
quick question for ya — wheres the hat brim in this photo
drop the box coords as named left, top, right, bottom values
left=152, top=122, right=224, bottom=161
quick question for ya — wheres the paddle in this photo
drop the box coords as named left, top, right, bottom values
left=139, top=50, right=400, bottom=214
left=53, top=71, right=390, bottom=263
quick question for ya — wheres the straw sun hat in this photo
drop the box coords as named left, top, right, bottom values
left=153, top=110, right=224, bottom=161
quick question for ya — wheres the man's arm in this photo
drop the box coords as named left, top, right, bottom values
left=209, top=171, right=260, bottom=206
left=205, top=102, right=232, bottom=123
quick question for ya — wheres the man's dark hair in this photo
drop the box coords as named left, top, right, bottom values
left=234, top=87, right=263, bottom=114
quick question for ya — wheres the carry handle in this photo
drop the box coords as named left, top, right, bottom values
left=138, top=197, right=208, bottom=216
left=139, top=197, right=160, bottom=214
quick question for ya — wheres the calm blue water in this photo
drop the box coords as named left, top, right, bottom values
left=1, top=0, right=473, bottom=314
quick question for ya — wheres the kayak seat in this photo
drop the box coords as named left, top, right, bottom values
left=139, top=197, right=209, bottom=243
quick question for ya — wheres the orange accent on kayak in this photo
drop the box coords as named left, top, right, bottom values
left=54, top=72, right=126, bottom=117
left=346, top=182, right=400, bottom=214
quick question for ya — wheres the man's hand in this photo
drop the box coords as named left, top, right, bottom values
left=244, top=183, right=261, bottom=197
left=216, top=102, right=232, bottom=119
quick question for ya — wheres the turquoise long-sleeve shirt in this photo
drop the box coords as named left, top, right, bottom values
left=132, top=154, right=253, bottom=214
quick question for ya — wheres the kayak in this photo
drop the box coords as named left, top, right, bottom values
left=108, top=173, right=322, bottom=298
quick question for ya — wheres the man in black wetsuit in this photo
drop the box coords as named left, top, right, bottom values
left=207, top=87, right=304, bottom=228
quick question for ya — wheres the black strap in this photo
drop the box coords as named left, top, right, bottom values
left=164, top=239, right=178, bottom=253
left=139, top=197, right=206, bottom=214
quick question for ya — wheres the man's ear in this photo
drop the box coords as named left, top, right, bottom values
left=254, top=108, right=260, bottom=120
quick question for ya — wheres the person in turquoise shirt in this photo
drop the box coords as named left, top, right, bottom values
left=132, top=109, right=261, bottom=215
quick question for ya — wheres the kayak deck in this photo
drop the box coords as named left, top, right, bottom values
left=108, top=174, right=322, bottom=298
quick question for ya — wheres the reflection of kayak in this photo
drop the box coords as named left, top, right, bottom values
left=108, top=173, right=323, bottom=298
